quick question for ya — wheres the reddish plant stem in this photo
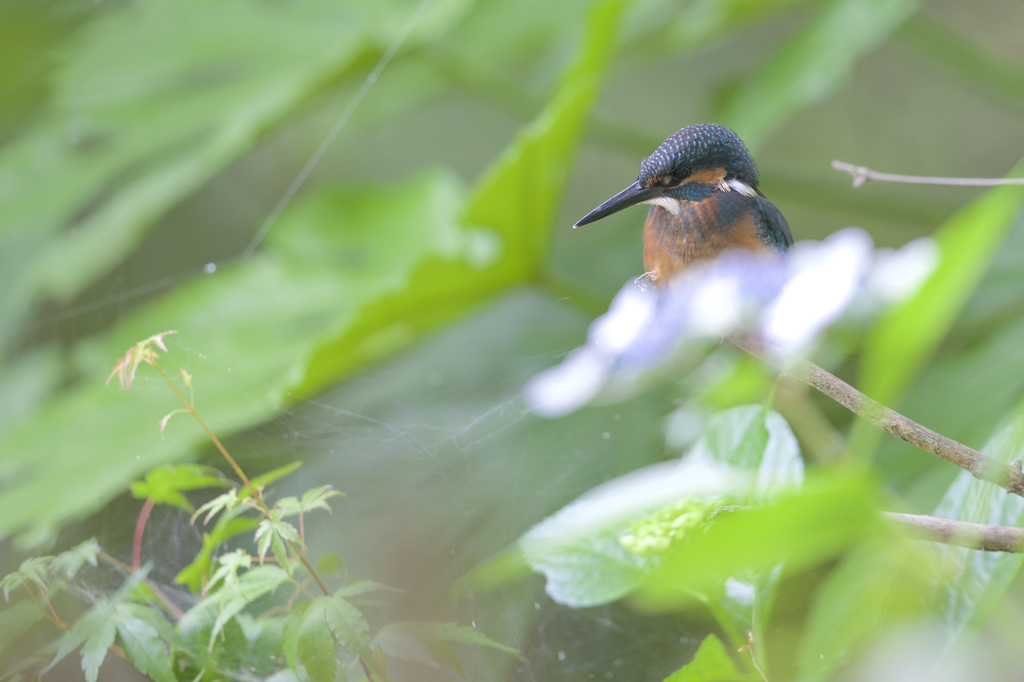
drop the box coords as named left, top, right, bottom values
left=133, top=498, right=155, bottom=572
left=22, top=579, right=66, bottom=630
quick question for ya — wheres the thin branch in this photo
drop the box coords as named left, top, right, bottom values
left=884, top=512, right=1024, bottom=553
left=152, top=363, right=265, bottom=509
left=738, top=633, right=769, bottom=682
left=729, top=335, right=1024, bottom=497
left=832, top=160, right=1024, bottom=188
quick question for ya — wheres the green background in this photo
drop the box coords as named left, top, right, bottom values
left=4, top=0, right=1024, bottom=679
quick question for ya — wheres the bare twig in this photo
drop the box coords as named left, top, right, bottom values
left=884, top=512, right=1024, bottom=553
left=729, top=336, right=1024, bottom=497
left=738, top=632, right=769, bottom=682
left=832, top=160, right=1024, bottom=188
left=152, top=363, right=265, bottom=507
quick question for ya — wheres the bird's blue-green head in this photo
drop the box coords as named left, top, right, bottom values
left=575, top=123, right=759, bottom=227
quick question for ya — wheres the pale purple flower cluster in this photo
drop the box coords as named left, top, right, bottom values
left=526, top=229, right=938, bottom=418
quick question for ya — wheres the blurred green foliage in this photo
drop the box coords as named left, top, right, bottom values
left=4, top=0, right=1024, bottom=679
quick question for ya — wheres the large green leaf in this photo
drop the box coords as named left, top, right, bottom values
left=129, top=464, right=229, bottom=512
left=850, top=161, right=1024, bottom=458
left=634, top=472, right=878, bottom=610
left=0, top=601, right=43, bottom=660
left=928, top=403, right=1024, bottom=640
left=720, top=0, right=918, bottom=149
left=795, top=538, right=933, bottom=681
left=298, top=600, right=337, bottom=682
left=0, top=0, right=627, bottom=548
left=0, top=170, right=474, bottom=545
left=513, top=406, right=801, bottom=609
left=461, top=0, right=628, bottom=279
left=114, top=603, right=178, bottom=682
left=2, top=0, right=368, bottom=326
left=796, top=402, right=1024, bottom=680
left=660, top=634, right=752, bottom=682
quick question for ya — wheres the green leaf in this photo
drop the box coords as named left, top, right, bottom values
left=333, top=580, right=400, bottom=598
left=423, top=639, right=466, bottom=679
left=325, top=595, right=371, bottom=654
left=634, top=473, right=879, bottom=610
left=50, top=538, right=100, bottom=581
left=130, top=464, right=229, bottom=512
left=0, top=0, right=626, bottom=548
left=381, top=622, right=522, bottom=658
left=517, top=406, right=801, bottom=609
left=4, top=0, right=369, bottom=309
left=79, top=612, right=117, bottom=682
left=0, top=172, right=477, bottom=545
left=720, top=0, right=919, bottom=149
left=795, top=539, right=934, bottom=682
left=282, top=600, right=312, bottom=672
left=255, top=516, right=300, bottom=573
left=928, top=405, right=1024, bottom=639
left=190, top=489, right=244, bottom=526
left=276, top=485, right=343, bottom=517
left=0, top=601, right=43, bottom=660
left=206, top=549, right=251, bottom=595
left=1, top=556, right=52, bottom=601
left=178, top=565, right=289, bottom=652
left=47, top=570, right=148, bottom=676
left=682, top=406, right=801, bottom=655
left=114, top=603, right=177, bottom=682
left=271, top=530, right=292, bottom=578
left=297, top=600, right=336, bottom=682
left=241, top=462, right=303, bottom=500
left=461, top=0, right=629, bottom=277
left=661, top=634, right=750, bottom=682
left=314, top=553, right=346, bottom=578
left=851, top=160, right=1024, bottom=456
left=686, top=406, right=803, bottom=503
left=524, top=531, right=653, bottom=608
left=373, top=628, right=438, bottom=669
left=175, top=510, right=260, bottom=593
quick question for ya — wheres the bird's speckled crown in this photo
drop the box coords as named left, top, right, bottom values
left=639, top=123, right=758, bottom=187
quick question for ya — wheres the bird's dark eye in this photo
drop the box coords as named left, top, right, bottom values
left=672, top=166, right=691, bottom=181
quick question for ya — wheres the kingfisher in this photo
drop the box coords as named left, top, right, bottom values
left=574, top=123, right=792, bottom=286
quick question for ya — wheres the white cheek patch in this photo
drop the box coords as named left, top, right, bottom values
left=642, top=196, right=682, bottom=215
left=726, top=178, right=758, bottom=196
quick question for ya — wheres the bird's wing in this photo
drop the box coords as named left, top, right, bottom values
left=754, top=195, right=793, bottom=251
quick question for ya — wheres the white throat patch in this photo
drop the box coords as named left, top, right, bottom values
left=642, top=196, right=682, bottom=215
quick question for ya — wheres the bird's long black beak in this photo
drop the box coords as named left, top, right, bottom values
left=574, top=181, right=661, bottom=228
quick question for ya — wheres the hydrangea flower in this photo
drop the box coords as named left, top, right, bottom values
left=526, top=228, right=938, bottom=418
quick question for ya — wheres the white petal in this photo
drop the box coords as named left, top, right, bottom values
left=524, top=347, right=611, bottom=419
left=761, top=228, right=873, bottom=351
left=687, top=274, right=743, bottom=337
left=868, top=237, right=939, bottom=304
left=589, top=284, right=658, bottom=352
